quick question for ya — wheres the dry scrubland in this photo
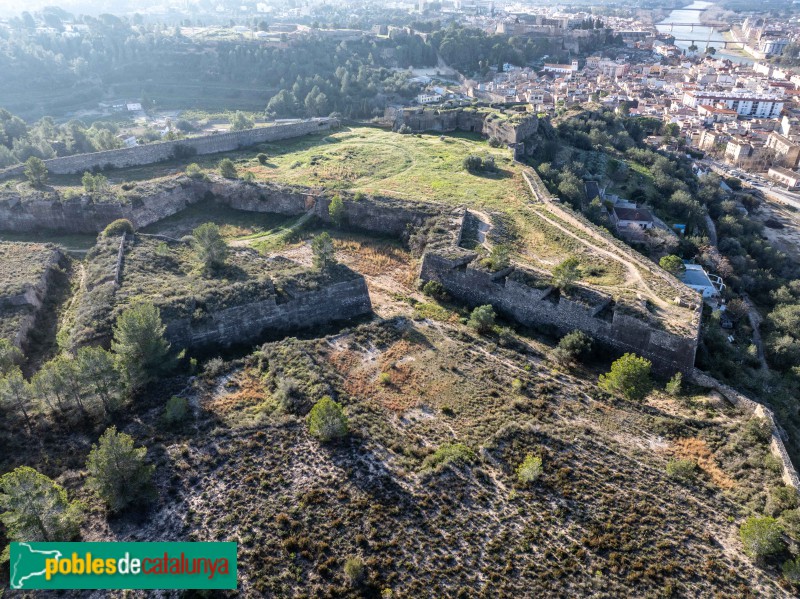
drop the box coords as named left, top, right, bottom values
left=56, top=319, right=789, bottom=597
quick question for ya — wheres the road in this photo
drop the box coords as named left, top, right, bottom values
left=701, top=158, right=800, bottom=210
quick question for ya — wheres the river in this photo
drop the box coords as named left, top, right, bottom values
left=655, top=1, right=754, bottom=64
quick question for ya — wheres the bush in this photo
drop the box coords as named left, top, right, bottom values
left=0, top=338, right=23, bottom=376
left=598, top=353, right=652, bottom=401
left=551, top=256, right=581, bottom=290
left=353, top=191, right=366, bottom=202
left=550, top=330, right=592, bottom=366
left=103, top=219, right=134, bottom=237
left=783, top=558, right=800, bottom=585
left=86, top=427, right=155, bottom=512
left=344, top=557, right=365, bottom=586
left=164, top=396, right=189, bottom=427
left=665, top=372, right=682, bottom=396
left=766, top=485, right=799, bottom=517
left=0, top=466, right=83, bottom=542
left=481, top=245, right=510, bottom=271
left=422, top=280, right=447, bottom=300
left=743, top=417, right=772, bottom=446
left=739, top=516, right=784, bottom=559
left=422, top=443, right=477, bottom=471
left=659, top=255, right=685, bottom=275
left=257, top=152, right=269, bottom=165
left=311, top=232, right=336, bottom=270
left=329, top=194, right=346, bottom=227
left=192, top=222, right=228, bottom=272
left=272, top=378, right=302, bottom=414
left=468, top=304, right=496, bottom=334
left=488, top=137, right=503, bottom=148
left=666, top=458, right=696, bottom=482
left=185, top=163, right=204, bottom=179
left=378, top=372, right=391, bottom=385
left=202, top=357, right=227, bottom=380
left=517, top=454, right=543, bottom=484
left=24, top=156, right=48, bottom=187
left=219, top=158, right=238, bottom=179
left=307, top=396, right=348, bottom=442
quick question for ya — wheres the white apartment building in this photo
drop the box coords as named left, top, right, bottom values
left=682, top=91, right=783, bottom=118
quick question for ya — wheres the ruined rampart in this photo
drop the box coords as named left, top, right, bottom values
left=419, top=245, right=699, bottom=376
left=0, top=118, right=334, bottom=180
left=387, top=107, right=538, bottom=145
left=163, top=273, right=371, bottom=350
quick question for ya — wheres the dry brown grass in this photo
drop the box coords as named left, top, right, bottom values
left=670, top=437, right=736, bottom=490
left=334, top=239, right=409, bottom=277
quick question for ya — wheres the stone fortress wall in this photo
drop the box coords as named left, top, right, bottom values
left=0, top=118, right=335, bottom=180
left=1, top=246, right=66, bottom=350
left=385, top=107, right=539, bottom=145
left=418, top=227, right=700, bottom=377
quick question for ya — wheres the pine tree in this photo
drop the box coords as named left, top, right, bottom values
left=86, top=427, right=154, bottom=512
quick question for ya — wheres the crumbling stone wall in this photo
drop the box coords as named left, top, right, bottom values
left=388, top=107, right=538, bottom=145
left=164, top=275, right=371, bottom=350
left=0, top=118, right=335, bottom=180
left=1, top=247, right=66, bottom=350
left=419, top=247, right=700, bottom=376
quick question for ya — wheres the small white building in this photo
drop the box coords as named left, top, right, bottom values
left=610, top=206, right=654, bottom=231
left=416, top=93, right=442, bottom=105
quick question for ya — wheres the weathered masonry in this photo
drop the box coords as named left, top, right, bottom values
left=0, top=118, right=335, bottom=180
left=418, top=213, right=701, bottom=376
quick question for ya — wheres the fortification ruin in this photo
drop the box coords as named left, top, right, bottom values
left=70, top=234, right=371, bottom=351
left=0, top=118, right=335, bottom=180
left=385, top=106, right=539, bottom=145
left=0, top=242, right=66, bottom=351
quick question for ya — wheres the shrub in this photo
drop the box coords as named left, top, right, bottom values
left=311, top=232, right=336, bottom=270
left=344, top=557, right=365, bottom=586
left=780, top=508, right=800, bottom=539
left=659, top=254, right=685, bottom=275
left=666, top=459, right=696, bottom=482
left=0, top=466, right=83, bottom=542
left=665, top=372, right=682, bottom=396
left=275, top=378, right=305, bottom=414
left=422, top=280, right=447, bottom=300
left=550, top=330, right=592, bottom=366
left=219, top=158, right=237, bottom=179
left=598, top=353, right=652, bottom=401
left=468, top=304, right=496, bottom=334
left=307, top=396, right=348, bottom=442
left=103, top=219, right=134, bottom=237
left=783, top=558, right=800, bottom=585
left=329, top=194, right=346, bottom=227
left=517, top=454, right=543, bottom=484
left=24, top=156, right=48, bottom=187
left=739, top=516, right=784, bottom=559
left=422, top=443, right=477, bottom=471
left=353, top=191, right=366, bottom=202
left=743, top=417, right=772, bottom=446
left=202, top=357, right=226, bottom=380
left=378, top=372, right=391, bottom=385
left=766, top=485, right=799, bottom=517
left=257, top=152, right=269, bottom=165
left=481, top=245, right=510, bottom=271
left=511, top=378, right=524, bottom=393
left=551, top=256, right=581, bottom=290
left=488, top=137, right=503, bottom=148
left=164, top=396, right=189, bottom=427
left=86, top=427, right=155, bottom=512
left=463, top=154, right=483, bottom=172
left=0, top=338, right=23, bottom=376
left=192, top=222, right=228, bottom=272
left=185, top=163, right=204, bottom=179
